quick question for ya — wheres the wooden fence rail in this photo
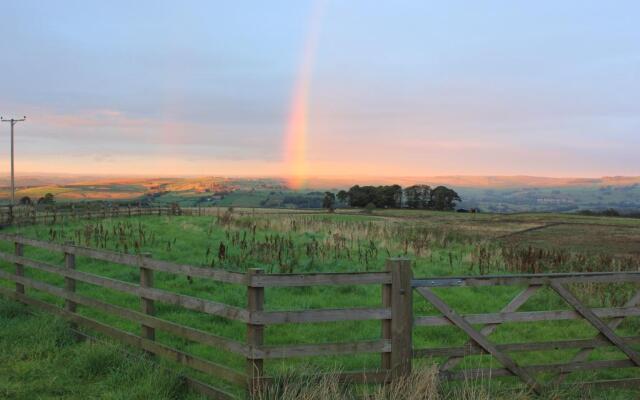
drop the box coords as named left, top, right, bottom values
left=0, top=233, right=401, bottom=398
left=0, top=204, right=175, bottom=226
left=0, top=230, right=638, bottom=397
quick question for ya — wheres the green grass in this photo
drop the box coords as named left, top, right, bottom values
left=0, top=209, right=639, bottom=397
left=0, top=297, right=202, bottom=400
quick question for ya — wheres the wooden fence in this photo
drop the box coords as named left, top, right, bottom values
left=0, top=232, right=638, bottom=397
left=0, top=204, right=327, bottom=226
left=0, top=204, right=180, bottom=226
left=412, top=273, right=640, bottom=394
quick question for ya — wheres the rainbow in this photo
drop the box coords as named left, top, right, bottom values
left=284, top=1, right=325, bottom=190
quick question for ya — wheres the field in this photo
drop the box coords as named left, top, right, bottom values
left=1, top=208, right=639, bottom=398
left=0, top=297, right=202, bottom=399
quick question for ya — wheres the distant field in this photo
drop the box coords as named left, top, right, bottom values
left=457, top=185, right=640, bottom=213
left=500, top=223, right=640, bottom=257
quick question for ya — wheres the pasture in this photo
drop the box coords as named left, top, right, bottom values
left=0, top=208, right=639, bottom=399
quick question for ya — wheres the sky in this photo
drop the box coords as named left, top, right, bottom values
left=0, top=1, right=639, bottom=184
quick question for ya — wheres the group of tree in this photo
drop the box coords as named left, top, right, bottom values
left=578, top=208, right=640, bottom=219
left=327, top=184, right=461, bottom=211
left=337, top=185, right=403, bottom=208
left=19, top=193, right=55, bottom=206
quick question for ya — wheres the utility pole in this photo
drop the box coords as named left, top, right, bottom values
left=1, top=116, right=26, bottom=205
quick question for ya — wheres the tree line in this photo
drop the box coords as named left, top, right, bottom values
left=323, top=184, right=461, bottom=211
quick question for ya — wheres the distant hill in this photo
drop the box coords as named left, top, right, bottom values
left=1, top=174, right=639, bottom=213
left=301, top=175, right=640, bottom=189
left=2, top=173, right=639, bottom=191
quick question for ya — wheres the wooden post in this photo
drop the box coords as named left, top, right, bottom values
left=388, top=258, right=413, bottom=378
left=246, top=268, right=264, bottom=397
left=64, top=242, right=77, bottom=332
left=14, top=242, right=24, bottom=294
left=139, top=253, right=155, bottom=343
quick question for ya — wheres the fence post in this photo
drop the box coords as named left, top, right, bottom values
left=139, top=253, right=155, bottom=344
left=387, top=258, right=413, bottom=379
left=246, top=268, right=264, bottom=397
left=14, top=241, right=24, bottom=294
left=64, top=242, right=77, bottom=327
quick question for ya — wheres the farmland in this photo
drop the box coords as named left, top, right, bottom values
left=0, top=208, right=639, bottom=398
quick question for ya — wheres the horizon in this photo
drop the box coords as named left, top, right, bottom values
left=2, top=172, right=640, bottom=190
left=1, top=1, right=639, bottom=183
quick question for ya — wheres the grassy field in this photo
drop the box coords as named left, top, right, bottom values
left=0, top=208, right=639, bottom=398
left=0, top=297, right=202, bottom=400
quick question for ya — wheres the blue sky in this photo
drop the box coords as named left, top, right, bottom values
left=0, top=1, right=638, bottom=177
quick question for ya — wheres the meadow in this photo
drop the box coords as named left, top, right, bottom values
left=0, top=208, right=639, bottom=398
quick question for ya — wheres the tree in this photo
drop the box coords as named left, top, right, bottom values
left=38, top=193, right=55, bottom=205
left=345, top=185, right=367, bottom=207
left=19, top=196, right=32, bottom=206
left=322, top=192, right=336, bottom=212
left=375, top=185, right=402, bottom=208
left=346, top=185, right=403, bottom=208
left=428, top=186, right=461, bottom=211
left=336, top=190, right=349, bottom=205
left=404, top=185, right=431, bottom=209
left=363, top=202, right=376, bottom=214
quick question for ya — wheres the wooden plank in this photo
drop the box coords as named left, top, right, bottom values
left=260, top=370, right=391, bottom=386
left=550, top=282, right=640, bottom=367
left=64, top=245, right=77, bottom=314
left=555, top=290, right=640, bottom=384
left=0, top=254, right=250, bottom=322
left=575, top=378, right=640, bottom=389
left=0, top=234, right=246, bottom=284
left=412, top=272, right=640, bottom=287
left=417, top=287, right=540, bottom=393
left=442, top=359, right=636, bottom=381
left=441, top=285, right=540, bottom=372
left=250, top=272, right=391, bottom=287
left=413, top=336, right=640, bottom=358
left=246, top=269, right=264, bottom=396
left=253, top=307, right=391, bottom=325
left=140, top=253, right=155, bottom=343
left=389, top=258, right=413, bottom=377
left=257, top=339, right=391, bottom=359
left=3, top=270, right=248, bottom=355
left=63, top=244, right=77, bottom=332
left=414, top=306, right=640, bottom=326
left=0, top=286, right=247, bottom=385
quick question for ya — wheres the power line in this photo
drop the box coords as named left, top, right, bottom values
left=1, top=116, right=27, bottom=206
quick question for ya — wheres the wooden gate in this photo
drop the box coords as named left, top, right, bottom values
left=411, top=272, right=640, bottom=392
